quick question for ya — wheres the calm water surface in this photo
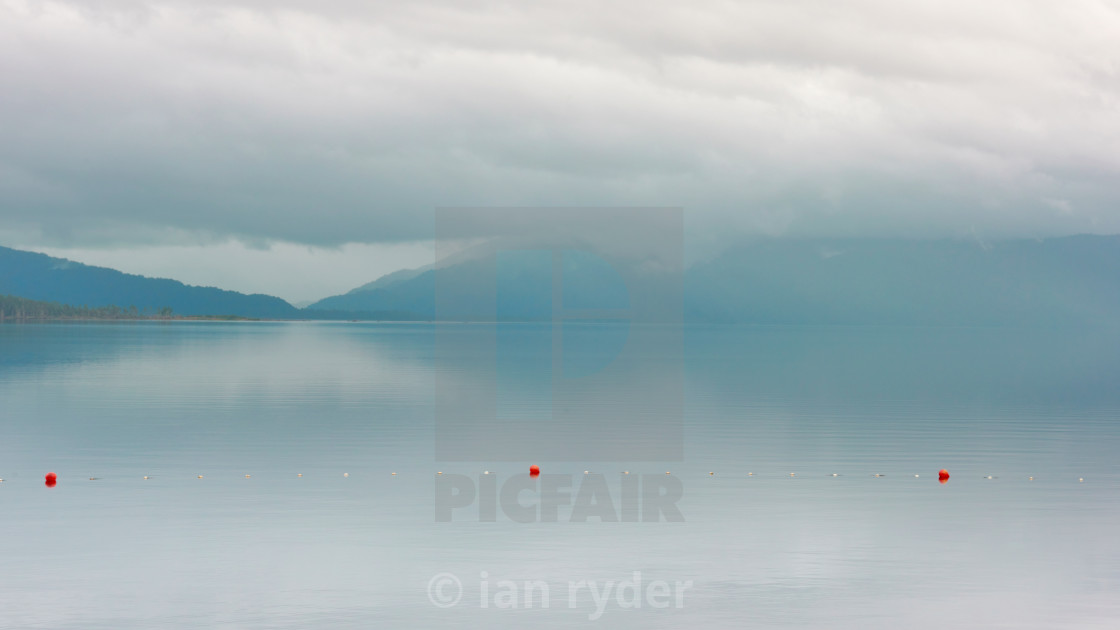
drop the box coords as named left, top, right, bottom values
left=1, top=322, right=1118, bottom=629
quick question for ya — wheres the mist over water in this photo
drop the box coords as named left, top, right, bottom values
left=2, top=322, right=1118, bottom=628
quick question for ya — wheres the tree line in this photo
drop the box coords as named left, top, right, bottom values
left=0, top=294, right=175, bottom=321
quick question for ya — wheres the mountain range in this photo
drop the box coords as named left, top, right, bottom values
left=2, top=236, right=1119, bottom=325
left=307, top=235, right=1120, bottom=326
left=0, top=245, right=300, bottom=319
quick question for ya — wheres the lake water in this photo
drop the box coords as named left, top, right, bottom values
left=2, top=322, right=1119, bottom=629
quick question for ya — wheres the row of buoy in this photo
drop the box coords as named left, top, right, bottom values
left=14, top=468, right=1093, bottom=486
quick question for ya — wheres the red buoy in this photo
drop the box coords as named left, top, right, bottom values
left=529, top=465, right=540, bottom=477
left=45, top=472, right=57, bottom=488
left=938, top=469, right=950, bottom=482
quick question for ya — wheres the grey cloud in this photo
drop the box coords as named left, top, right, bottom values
left=1, top=0, right=1118, bottom=249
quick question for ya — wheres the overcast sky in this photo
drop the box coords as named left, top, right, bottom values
left=2, top=0, right=1118, bottom=301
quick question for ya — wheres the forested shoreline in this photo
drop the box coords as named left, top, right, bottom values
left=0, top=294, right=250, bottom=321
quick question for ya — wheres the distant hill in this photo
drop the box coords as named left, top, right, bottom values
left=312, top=235, right=1120, bottom=326
left=346, top=266, right=431, bottom=294
left=307, top=248, right=636, bottom=321
left=0, top=245, right=299, bottom=318
left=308, top=264, right=436, bottom=315
left=684, top=236, right=1120, bottom=326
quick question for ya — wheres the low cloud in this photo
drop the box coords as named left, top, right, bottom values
left=1, top=0, right=1118, bottom=250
